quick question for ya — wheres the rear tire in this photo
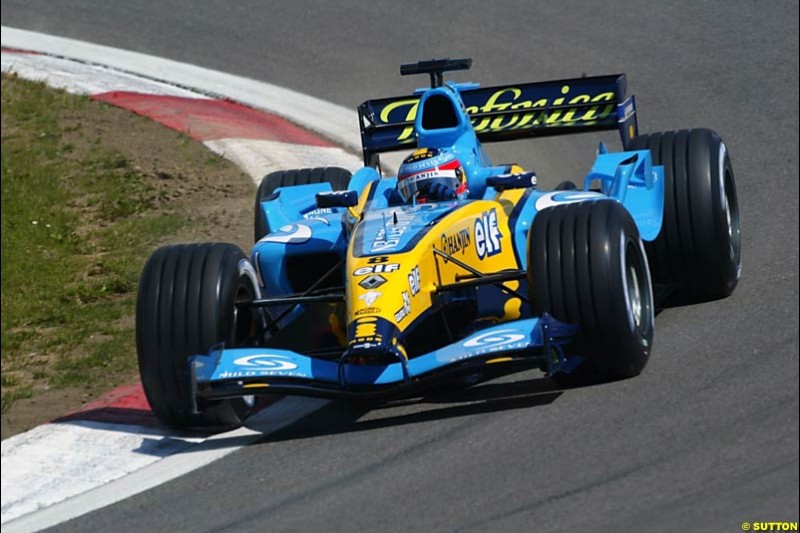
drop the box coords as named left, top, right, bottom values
left=136, top=243, right=261, bottom=429
left=528, top=200, right=654, bottom=383
left=254, top=167, right=352, bottom=242
left=628, top=129, right=741, bottom=299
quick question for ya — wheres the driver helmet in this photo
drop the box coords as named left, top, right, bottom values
left=396, top=148, right=467, bottom=202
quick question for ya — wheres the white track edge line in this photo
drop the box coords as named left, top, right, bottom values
left=2, top=397, right=327, bottom=533
left=1, top=26, right=362, bottom=156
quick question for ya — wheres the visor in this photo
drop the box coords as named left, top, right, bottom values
left=396, top=169, right=460, bottom=202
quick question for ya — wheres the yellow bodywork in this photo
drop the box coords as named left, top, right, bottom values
left=346, top=177, right=528, bottom=338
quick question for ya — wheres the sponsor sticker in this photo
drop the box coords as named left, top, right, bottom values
left=258, top=224, right=312, bottom=244
left=354, top=263, right=400, bottom=276
left=376, top=85, right=617, bottom=143
left=462, top=329, right=528, bottom=355
left=359, top=290, right=382, bottom=306
left=401, top=169, right=458, bottom=183
left=440, top=228, right=471, bottom=257
left=303, top=208, right=333, bottom=218
left=408, top=266, right=420, bottom=296
left=474, top=209, right=502, bottom=259
left=534, top=191, right=603, bottom=211
left=370, top=210, right=416, bottom=252
left=394, top=290, right=412, bottom=323
left=232, top=354, right=299, bottom=371
left=359, top=274, right=387, bottom=289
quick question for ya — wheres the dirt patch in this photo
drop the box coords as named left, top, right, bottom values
left=57, top=99, right=256, bottom=248
left=1, top=76, right=258, bottom=439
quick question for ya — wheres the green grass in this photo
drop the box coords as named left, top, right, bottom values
left=1, top=75, right=187, bottom=411
left=0, top=387, right=33, bottom=413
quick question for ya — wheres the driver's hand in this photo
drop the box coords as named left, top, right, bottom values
left=386, top=187, right=405, bottom=205
left=424, top=182, right=456, bottom=200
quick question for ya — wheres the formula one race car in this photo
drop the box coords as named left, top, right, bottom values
left=136, top=58, right=741, bottom=429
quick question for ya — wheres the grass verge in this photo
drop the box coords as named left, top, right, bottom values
left=1, top=74, right=253, bottom=436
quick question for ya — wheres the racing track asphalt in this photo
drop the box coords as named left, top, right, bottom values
left=3, top=1, right=798, bottom=531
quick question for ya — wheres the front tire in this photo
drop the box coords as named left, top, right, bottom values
left=629, top=129, right=741, bottom=299
left=528, top=200, right=654, bottom=382
left=136, top=243, right=260, bottom=429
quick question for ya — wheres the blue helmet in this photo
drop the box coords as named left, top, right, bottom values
left=396, top=148, right=466, bottom=202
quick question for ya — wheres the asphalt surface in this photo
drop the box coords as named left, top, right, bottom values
left=3, top=1, right=799, bottom=531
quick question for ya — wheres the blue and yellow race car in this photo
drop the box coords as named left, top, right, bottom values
left=136, top=59, right=741, bottom=429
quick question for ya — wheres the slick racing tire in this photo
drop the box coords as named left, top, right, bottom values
left=528, top=200, right=654, bottom=383
left=628, top=129, right=741, bottom=299
left=136, top=243, right=261, bottom=430
left=254, top=167, right=352, bottom=242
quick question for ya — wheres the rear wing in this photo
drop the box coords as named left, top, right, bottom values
left=358, top=74, right=638, bottom=167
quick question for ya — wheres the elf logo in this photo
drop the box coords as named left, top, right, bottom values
left=474, top=209, right=502, bottom=259
left=353, top=263, right=400, bottom=276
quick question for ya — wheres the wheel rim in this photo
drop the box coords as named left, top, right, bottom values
left=622, top=237, right=653, bottom=336
left=724, top=167, right=742, bottom=276
left=627, top=260, right=643, bottom=329
left=232, top=276, right=257, bottom=346
left=231, top=276, right=258, bottom=410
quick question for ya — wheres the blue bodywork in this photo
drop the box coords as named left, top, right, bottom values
left=190, top=67, right=665, bottom=401
left=194, top=315, right=579, bottom=398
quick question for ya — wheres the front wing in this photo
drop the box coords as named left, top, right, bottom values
left=191, top=315, right=579, bottom=401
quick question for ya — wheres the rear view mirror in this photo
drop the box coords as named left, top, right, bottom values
left=316, top=190, right=359, bottom=208
left=486, top=171, right=537, bottom=191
